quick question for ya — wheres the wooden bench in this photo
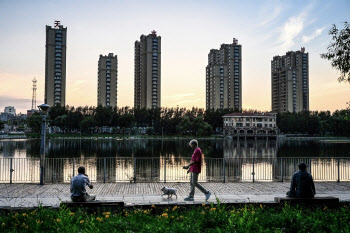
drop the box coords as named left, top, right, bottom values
left=274, top=197, right=339, bottom=207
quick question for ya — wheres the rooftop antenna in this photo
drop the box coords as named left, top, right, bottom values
left=32, top=77, right=37, bottom=110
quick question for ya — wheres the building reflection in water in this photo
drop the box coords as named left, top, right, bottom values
left=1, top=138, right=350, bottom=183
left=221, top=139, right=278, bottom=181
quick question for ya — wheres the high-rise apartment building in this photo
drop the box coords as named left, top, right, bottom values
left=45, top=21, right=67, bottom=107
left=134, top=30, right=161, bottom=109
left=206, top=38, right=242, bottom=111
left=271, top=47, right=309, bottom=113
left=97, top=53, right=118, bottom=107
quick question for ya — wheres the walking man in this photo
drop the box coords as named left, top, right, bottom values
left=70, top=166, right=96, bottom=202
left=183, top=139, right=211, bottom=202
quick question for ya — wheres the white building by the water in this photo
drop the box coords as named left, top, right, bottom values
left=223, top=112, right=278, bottom=137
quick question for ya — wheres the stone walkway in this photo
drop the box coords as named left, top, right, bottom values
left=0, top=182, right=349, bottom=208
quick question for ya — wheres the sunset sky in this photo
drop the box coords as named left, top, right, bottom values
left=0, top=0, right=349, bottom=114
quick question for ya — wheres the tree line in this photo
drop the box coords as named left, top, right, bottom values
left=26, top=105, right=350, bottom=136
left=27, top=106, right=238, bottom=136
left=277, top=108, right=350, bottom=136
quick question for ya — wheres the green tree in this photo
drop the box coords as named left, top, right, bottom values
left=49, top=105, right=68, bottom=121
left=146, top=127, right=154, bottom=135
left=193, top=116, right=213, bottom=136
left=321, top=21, right=350, bottom=83
left=0, top=121, right=4, bottom=130
left=54, top=115, right=68, bottom=133
left=118, top=113, right=135, bottom=129
left=27, top=113, right=42, bottom=133
left=79, top=117, right=97, bottom=134
left=134, top=108, right=151, bottom=127
left=95, top=105, right=113, bottom=127
left=176, top=116, right=192, bottom=135
left=66, top=111, right=83, bottom=131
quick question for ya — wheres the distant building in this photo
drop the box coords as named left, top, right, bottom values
left=223, top=113, right=278, bottom=137
left=97, top=53, right=118, bottom=107
left=4, top=106, right=16, bottom=116
left=134, top=30, right=161, bottom=109
left=27, top=109, right=39, bottom=118
left=271, top=47, right=309, bottom=113
left=45, top=21, right=67, bottom=107
left=0, top=113, right=13, bottom=122
left=206, top=38, right=242, bottom=111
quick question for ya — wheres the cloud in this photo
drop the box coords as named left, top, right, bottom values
left=278, top=13, right=306, bottom=52
left=259, top=0, right=283, bottom=26
left=302, top=26, right=326, bottom=43
left=276, top=1, right=316, bottom=52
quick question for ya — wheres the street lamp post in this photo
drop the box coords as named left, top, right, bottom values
left=38, top=104, right=50, bottom=185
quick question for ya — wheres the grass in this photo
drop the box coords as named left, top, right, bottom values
left=1, top=203, right=350, bottom=232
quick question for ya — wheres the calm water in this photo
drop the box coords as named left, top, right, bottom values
left=1, top=138, right=350, bottom=158
left=0, top=138, right=350, bottom=183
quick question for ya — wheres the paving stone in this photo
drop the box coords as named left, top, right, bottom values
left=0, top=182, right=349, bottom=208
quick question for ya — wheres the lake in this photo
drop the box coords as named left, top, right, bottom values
left=0, top=138, right=349, bottom=183
left=1, top=137, right=350, bottom=158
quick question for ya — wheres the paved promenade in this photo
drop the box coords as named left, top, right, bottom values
left=0, top=182, right=349, bottom=208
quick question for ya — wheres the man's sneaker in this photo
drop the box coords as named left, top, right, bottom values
left=205, top=192, right=211, bottom=201
left=184, top=196, right=194, bottom=201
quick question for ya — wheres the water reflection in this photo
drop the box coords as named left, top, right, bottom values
left=1, top=138, right=350, bottom=159
left=1, top=138, right=350, bottom=183
left=223, top=139, right=277, bottom=158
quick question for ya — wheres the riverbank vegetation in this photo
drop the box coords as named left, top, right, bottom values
left=25, top=105, right=350, bottom=137
left=1, top=203, right=350, bottom=232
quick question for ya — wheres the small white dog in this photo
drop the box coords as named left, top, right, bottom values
left=161, top=187, right=177, bottom=199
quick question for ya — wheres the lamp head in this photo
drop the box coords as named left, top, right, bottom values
left=38, top=104, right=50, bottom=112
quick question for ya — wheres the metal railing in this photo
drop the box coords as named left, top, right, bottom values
left=0, top=157, right=349, bottom=184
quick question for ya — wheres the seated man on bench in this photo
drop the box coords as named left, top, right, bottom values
left=70, top=166, right=96, bottom=202
left=287, top=163, right=316, bottom=198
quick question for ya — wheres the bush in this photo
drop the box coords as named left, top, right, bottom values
left=1, top=204, right=350, bottom=232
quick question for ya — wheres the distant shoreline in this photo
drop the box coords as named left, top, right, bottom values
left=1, top=133, right=349, bottom=141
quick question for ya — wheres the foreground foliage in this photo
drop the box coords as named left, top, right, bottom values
left=321, top=21, right=350, bottom=83
left=1, top=203, right=350, bottom=232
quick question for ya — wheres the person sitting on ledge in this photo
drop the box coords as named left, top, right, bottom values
left=70, top=166, right=96, bottom=202
left=287, top=163, right=316, bottom=198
